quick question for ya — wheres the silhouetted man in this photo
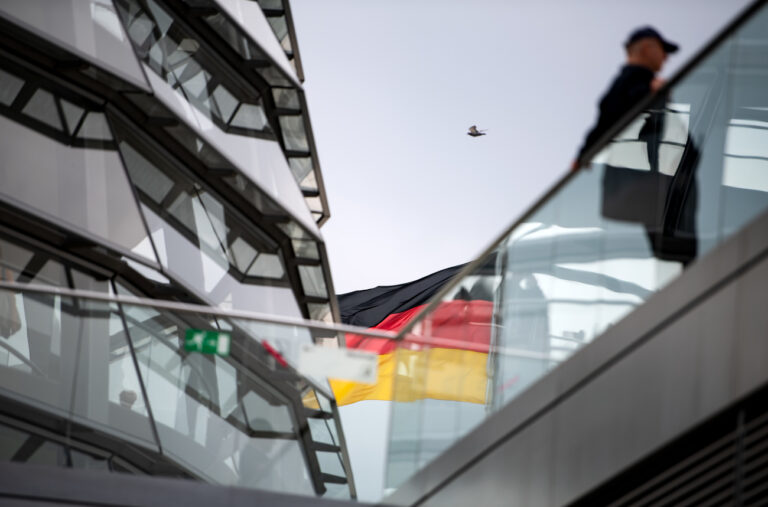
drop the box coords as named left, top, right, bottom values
left=572, top=27, right=679, bottom=170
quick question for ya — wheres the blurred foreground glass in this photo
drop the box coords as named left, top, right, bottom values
left=386, top=3, right=768, bottom=491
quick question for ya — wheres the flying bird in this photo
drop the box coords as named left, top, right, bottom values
left=467, top=125, right=487, bottom=137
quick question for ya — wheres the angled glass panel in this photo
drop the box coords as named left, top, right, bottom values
left=21, top=89, right=62, bottom=131
left=113, top=122, right=301, bottom=315
left=122, top=303, right=314, bottom=494
left=212, top=85, right=238, bottom=123
left=299, top=170, right=318, bottom=192
left=0, top=0, right=149, bottom=91
left=298, top=265, right=327, bottom=299
left=0, top=284, right=363, bottom=496
left=205, top=0, right=298, bottom=85
left=241, top=390, right=293, bottom=433
left=273, top=88, right=300, bottom=110
left=305, top=196, right=322, bottom=213
left=117, top=141, right=174, bottom=203
left=76, top=112, right=113, bottom=140
left=0, top=68, right=24, bottom=106
left=0, top=288, right=76, bottom=419
left=317, top=451, right=344, bottom=476
left=115, top=0, right=271, bottom=135
left=228, top=237, right=259, bottom=273
left=265, top=15, right=291, bottom=53
left=141, top=66, right=319, bottom=237
left=0, top=112, right=154, bottom=262
left=307, top=418, right=335, bottom=446
left=60, top=99, right=86, bottom=135
left=70, top=301, right=157, bottom=450
left=279, top=115, right=309, bottom=152
left=248, top=253, right=284, bottom=279
left=292, top=239, right=319, bottom=260
left=256, top=64, right=294, bottom=88
left=143, top=204, right=300, bottom=315
left=307, top=303, right=332, bottom=323
left=230, top=104, right=268, bottom=130
left=288, top=157, right=313, bottom=183
left=257, top=0, right=284, bottom=11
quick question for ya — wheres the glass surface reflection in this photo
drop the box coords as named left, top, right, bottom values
left=386, top=2, right=768, bottom=491
left=0, top=284, right=357, bottom=498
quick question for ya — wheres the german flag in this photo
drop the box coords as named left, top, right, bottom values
left=332, top=265, right=494, bottom=406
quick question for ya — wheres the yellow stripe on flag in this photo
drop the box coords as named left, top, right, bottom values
left=331, top=348, right=488, bottom=406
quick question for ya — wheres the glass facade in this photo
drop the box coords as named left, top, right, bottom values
left=194, top=0, right=329, bottom=224
left=0, top=283, right=362, bottom=496
left=0, top=0, right=344, bottom=499
left=385, top=1, right=768, bottom=491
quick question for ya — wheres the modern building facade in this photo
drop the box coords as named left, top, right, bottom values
left=0, top=0, right=357, bottom=501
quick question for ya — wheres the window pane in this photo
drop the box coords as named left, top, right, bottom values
left=298, top=265, right=327, bottom=298
left=60, top=99, right=85, bottom=134
left=248, top=253, right=284, bottom=279
left=279, top=115, right=309, bottom=151
left=230, top=104, right=268, bottom=130
left=22, top=89, right=62, bottom=130
left=0, top=113, right=154, bottom=261
left=273, top=88, right=300, bottom=110
left=0, top=0, right=148, bottom=90
left=0, top=69, right=24, bottom=106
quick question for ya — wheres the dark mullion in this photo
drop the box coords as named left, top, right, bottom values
left=10, top=435, right=46, bottom=463
left=8, top=81, right=36, bottom=112
left=226, top=101, right=243, bottom=128
left=15, top=253, right=49, bottom=284
left=53, top=95, right=68, bottom=136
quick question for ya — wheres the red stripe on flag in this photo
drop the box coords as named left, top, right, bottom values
left=346, top=300, right=493, bottom=355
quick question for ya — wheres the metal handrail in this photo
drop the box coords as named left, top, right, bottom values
left=0, top=281, right=396, bottom=340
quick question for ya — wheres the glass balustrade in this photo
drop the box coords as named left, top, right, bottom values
left=0, top=282, right=391, bottom=500
left=385, top=2, right=768, bottom=492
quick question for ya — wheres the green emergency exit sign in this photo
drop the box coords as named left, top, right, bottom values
left=184, top=329, right=231, bottom=356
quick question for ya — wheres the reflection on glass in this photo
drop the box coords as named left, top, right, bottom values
left=0, top=0, right=147, bottom=89
left=386, top=2, right=768, bottom=491
left=0, top=61, right=155, bottom=262
left=123, top=303, right=315, bottom=495
left=114, top=0, right=270, bottom=136
left=71, top=301, right=156, bottom=449
left=21, top=89, right=62, bottom=130
left=298, top=265, right=328, bottom=299
left=292, top=239, right=319, bottom=260
left=273, top=88, right=300, bottom=110
left=279, top=115, right=309, bottom=152
left=112, top=121, right=299, bottom=315
left=0, top=68, right=24, bottom=106
left=0, top=283, right=358, bottom=497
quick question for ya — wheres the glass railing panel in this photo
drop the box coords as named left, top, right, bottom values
left=0, top=289, right=79, bottom=420
left=71, top=299, right=157, bottom=450
left=386, top=1, right=768, bottom=492
left=0, top=283, right=385, bottom=500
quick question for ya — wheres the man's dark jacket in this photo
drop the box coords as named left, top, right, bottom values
left=577, top=64, right=654, bottom=161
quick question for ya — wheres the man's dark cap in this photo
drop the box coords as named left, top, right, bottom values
left=625, top=26, right=679, bottom=53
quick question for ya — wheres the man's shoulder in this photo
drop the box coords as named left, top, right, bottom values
left=616, top=65, right=655, bottom=85
left=602, top=65, right=653, bottom=101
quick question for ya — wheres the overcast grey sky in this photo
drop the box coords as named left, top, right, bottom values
left=290, top=0, right=753, bottom=501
